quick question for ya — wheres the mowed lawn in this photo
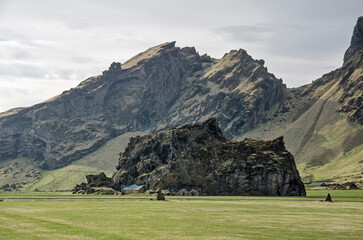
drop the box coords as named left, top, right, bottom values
left=0, top=193, right=362, bottom=240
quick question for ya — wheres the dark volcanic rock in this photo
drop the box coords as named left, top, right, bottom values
left=72, top=172, right=115, bottom=194
left=339, top=16, right=363, bottom=124
left=156, top=188, right=165, bottom=200
left=112, top=118, right=306, bottom=196
left=344, top=16, right=363, bottom=64
left=326, top=182, right=360, bottom=190
left=325, top=193, right=333, bottom=202
left=86, top=172, right=113, bottom=187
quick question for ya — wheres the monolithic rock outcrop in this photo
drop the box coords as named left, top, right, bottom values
left=0, top=42, right=286, bottom=170
left=112, top=118, right=306, bottom=196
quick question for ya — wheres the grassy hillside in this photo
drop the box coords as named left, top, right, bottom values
left=297, top=117, right=363, bottom=183
left=243, top=96, right=363, bottom=183
left=0, top=157, right=41, bottom=191
left=300, top=143, right=363, bottom=183
left=26, top=131, right=146, bottom=192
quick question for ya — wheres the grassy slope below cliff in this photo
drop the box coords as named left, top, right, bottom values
left=242, top=92, right=363, bottom=183
left=9, top=132, right=145, bottom=192
left=0, top=157, right=41, bottom=191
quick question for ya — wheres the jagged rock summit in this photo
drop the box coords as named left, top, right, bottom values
left=0, top=41, right=286, bottom=170
left=344, top=16, right=363, bottom=64
left=340, top=16, right=363, bottom=124
left=112, top=118, right=306, bottom=196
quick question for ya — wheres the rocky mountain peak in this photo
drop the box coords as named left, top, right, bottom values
left=351, top=17, right=363, bottom=48
left=296, top=17, right=362, bottom=125
left=344, top=16, right=363, bottom=64
left=0, top=41, right=287, bottom=170
left=338, top=17, right=363, bottom=124
left=122, top=41, right=177, bottom=69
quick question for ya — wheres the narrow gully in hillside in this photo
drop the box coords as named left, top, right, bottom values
left=298, top=99, right=328, bottom=152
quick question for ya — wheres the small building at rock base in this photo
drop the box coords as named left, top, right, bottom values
left=123, top=184, right=145, bottom=194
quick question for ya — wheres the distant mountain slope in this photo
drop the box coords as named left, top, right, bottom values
left=0, top=42, right=286, bottom=170
left=244, top=17, right=363, bottom=183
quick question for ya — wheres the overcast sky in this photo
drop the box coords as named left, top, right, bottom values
left=0, top=0, right=362, bottom=112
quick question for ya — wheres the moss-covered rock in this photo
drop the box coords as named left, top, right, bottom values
left=112, top=118, right=305, bottom=196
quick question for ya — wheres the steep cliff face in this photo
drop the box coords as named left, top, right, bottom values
left=0, top=42, right=286, bottom=170
left=244, top=17, right=363, bottom=182
left=340, top=16, right=363, bottom=124
left=112, top=118, right=306, bottom=196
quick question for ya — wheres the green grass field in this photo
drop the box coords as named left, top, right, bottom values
left=0, top=190, right=362, bottom=239
left=0, top=189, right=362, bottom=201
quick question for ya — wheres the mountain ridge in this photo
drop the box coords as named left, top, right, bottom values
left=0, top=41, right=286, bottom=170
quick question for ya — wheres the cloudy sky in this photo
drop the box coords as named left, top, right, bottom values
left=0, top=0, right=362, bottom=112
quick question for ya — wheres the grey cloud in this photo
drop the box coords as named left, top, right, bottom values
left=1, top=46, right=31, bottom=59
left=0, top=86, right=30, bottom=96
left=71, top=56, right=96, bottom=64
left=215, top=22, right=352, bottom=60
left=0, top=63, right=45, bottom=78
left=265, top=24, right=352, bottom=59
left=0, top=86, right=32, bottom=112
left=0, top=27, right=57, bottom=51
left=216, top=25, right=271, bottom=42
left=56, top=69, right=79, bottom=80
left=0, top=62, right=80, bottom=81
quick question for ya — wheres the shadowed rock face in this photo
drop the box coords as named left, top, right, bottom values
left=0, top=42, right=286, bottom=170
left=344, top=16, right=363, bottom=64
left=339, top=16, right=363, bottom=124
left=112, top=118, right=306, bottom=196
